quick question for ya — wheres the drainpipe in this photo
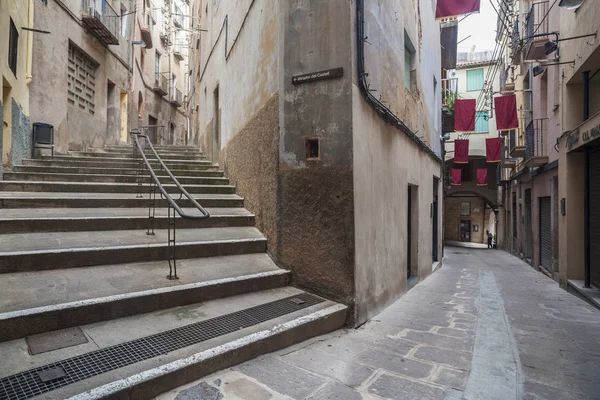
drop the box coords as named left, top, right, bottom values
left=25, top=0, right=34, bottom=85
left=583, top=70, right=590, bottom=121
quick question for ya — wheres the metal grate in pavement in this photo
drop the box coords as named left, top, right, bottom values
left=0, top=293, right=323, bottom=400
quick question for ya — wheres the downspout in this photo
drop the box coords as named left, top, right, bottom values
left=355, top=0, right=442, bottom=164
left=25, top=0, right=34, bottom=85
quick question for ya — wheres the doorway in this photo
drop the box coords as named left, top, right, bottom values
left=432, top=177, right=439, bottom=262
left=212, top=85, right=220, bottom=163
left=460, top=220, right=471, bottom=242
left=148, top=115, right=158, bottom=144
left=539, top=196, right=552, bottom=271
left=2, top=80, right=12, bottom=167
left=525, top=189, right=533, bottom=263
left=407, top=185, right=419, bottom=281
left=120, top=91, right=128, bottom=142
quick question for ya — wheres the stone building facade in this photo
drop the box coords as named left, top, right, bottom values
left=1, top=0, right=34, bottom=174
left=190, top=0, right=445, bottom=325
left=443, top=52, right=501, bottom=246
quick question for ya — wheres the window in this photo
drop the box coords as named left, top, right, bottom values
left=67, top=44, right=97, bottom=115
left=8, top=18, right=18, bottom=76
left=466, top=68, right=484, bottom=91
left=460, top=202, right=471, bottom=216
left=155, top=52, right=161, bottom=83
left=475, top=111, right=489, bottom=133
left=404, top=30, right=416, bottom=90
left=121, top=6, right=130, bottom=38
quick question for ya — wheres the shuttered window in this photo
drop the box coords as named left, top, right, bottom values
left=466, top=68, right=484, bottom=91
left=8, top=18, right=18, bottom=76
left=475, top=111, right=489, bottom=133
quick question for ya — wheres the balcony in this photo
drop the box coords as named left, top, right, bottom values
left=510, top=20, right=522, bottom=64
left=81, top=0, right=120, bottom=46
left=441, top=77, right=458, bottom=109
left=173, top=44, right=185, bottom=61
left=525, top=1, right=550, bottom=61
left=170, top=88, right=183, bottom=107
left=525, top=118, right=549, bottom=168
left=173, top=4, right=184, bottom=28
left=508, top=128, right=526, bottom=158
left=153, top=74, right=168, bottom=96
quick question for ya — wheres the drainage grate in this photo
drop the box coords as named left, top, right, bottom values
left=0, top=293, right=323, bottom=400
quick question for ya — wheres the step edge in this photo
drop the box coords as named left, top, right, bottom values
left=65, top=303, right=347, bottom=400
left=0, top=270, right=290, bottom=321
left=0, top=237, right=267, bottom=257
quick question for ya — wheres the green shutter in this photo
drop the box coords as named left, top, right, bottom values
left=405, top=50, right=411, bottom=89
left=466, top=69, right=484, bottom=91
left=475, top=111, right=488, bottom=133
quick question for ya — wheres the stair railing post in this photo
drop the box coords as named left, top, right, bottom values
left=167, top=203, right=179, bottom=280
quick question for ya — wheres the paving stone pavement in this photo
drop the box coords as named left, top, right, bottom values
left=156, top=247, right=600, bottom=400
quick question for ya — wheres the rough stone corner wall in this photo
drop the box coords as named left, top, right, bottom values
left=220, top=94, right=280, bottom=257
left=278, top=0, right=356, bottom=322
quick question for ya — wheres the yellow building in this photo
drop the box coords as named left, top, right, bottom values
left=1, top=0, right=34, bottom=174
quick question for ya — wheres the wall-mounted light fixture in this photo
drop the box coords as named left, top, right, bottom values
left=559, top=0, right=586, bottom=10
left=545, top=41, right=558, bottom=55
left=533, top=65, right=545, bottom=77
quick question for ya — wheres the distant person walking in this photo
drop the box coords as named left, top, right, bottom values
left=486, top=230, right=493, bottom=249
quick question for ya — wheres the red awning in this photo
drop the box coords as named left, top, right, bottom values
left=454, top=99, right=476, bottom=132
left=494, top=95, right=518, bottom=130
left=436, top=0, right=481, bottom=19
left=477, top=168, right=488, bottom=186
left=486, top=137, right=502, bottom=163
left=451, top=168, right=462, bottom=185
left=454, top=139, right=469, bottom=163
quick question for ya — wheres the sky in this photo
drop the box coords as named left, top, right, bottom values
left=457, top=0, right=499, bottom=53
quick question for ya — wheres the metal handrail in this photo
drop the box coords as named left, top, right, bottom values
left=131, top=130, right=210, bottom=219
left=130, top=128, right=210, bottom=280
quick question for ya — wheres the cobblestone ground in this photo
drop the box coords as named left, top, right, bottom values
left=157, top=248, right=600, bottom=400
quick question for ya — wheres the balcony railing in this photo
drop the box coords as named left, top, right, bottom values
left=525, top=118, right=549, bottom=167
left=441, top=77, right=458, bottom=108
left=81, top=0, right=120, bottom=46
left=173, top=43, right=185, bottom=60
left=173, top=4, right=184, bottom=28
left=153, top=74, right=168, bottom=96
left=525, top=1, right=550, bottom=59
left=170, top=88, right=183, bottom=107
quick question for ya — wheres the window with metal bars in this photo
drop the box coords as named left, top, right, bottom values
left=8, top=18, right=18, bottom=76
left=67, top=44, right=97, bottom=115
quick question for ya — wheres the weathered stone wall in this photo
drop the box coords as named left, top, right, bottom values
left=10, top=98, right=31, bottom=167
left=30, top=0, right=133, bottom=154
left=220, top=94, right=280, bottom=258
left=444, top=197, right=486, bottom=243
left=0, top=100, right=3, bottom=178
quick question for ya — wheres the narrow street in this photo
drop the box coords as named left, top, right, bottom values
left=158, top=248, right=600, bottom=400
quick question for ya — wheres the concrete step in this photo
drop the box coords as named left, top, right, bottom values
left=14, top=165, right=224, bottom=177
left=0, top=287, right=346, bottom=399
left=23, top=158, right=219, bottom=171
left=0, top=226, right=267, bottom=273
left=69, top=151, right=207, bottom=161
left=0, top=181, right=237, bottom=194
left=104, top=144, right=203, bottom=151
left=0, top=207, right=255, bottom=233
left=99, top=147, right=206, bottom=156
left=0, top=192, right=243, bottom=208
left=0, top=253, right=288, bottom=341
left=2, top=172, right=230, bottom=185
left=40, top=155, right=215, bottom=166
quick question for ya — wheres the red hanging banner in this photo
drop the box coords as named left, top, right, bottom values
left=451, top=168, right=462, bottom=185
left=486, top=137, right=502, bottom=163
left=454, top=139, right=469, bottom=164
left=436, top=0, right=481, bottom=19
left=454, top=99, right=476, bottom=132
left=494, top=95, right=519, bottom=130
left=477, top=168, right=488, bottom=186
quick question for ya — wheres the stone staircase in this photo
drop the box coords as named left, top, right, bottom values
left=0, top=145, right=346, bottom=400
